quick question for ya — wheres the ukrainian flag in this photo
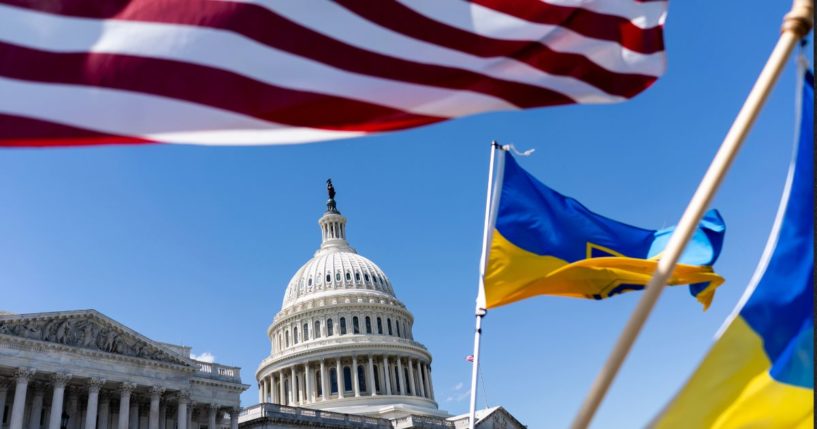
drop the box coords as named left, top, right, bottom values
left=483, top=154, right=726, bottom=309
left=652, top=67, right=814, bottom=428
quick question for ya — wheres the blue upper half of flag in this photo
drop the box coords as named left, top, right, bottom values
left=497, top=154, right=726, bottom=266
left=740, top=69, right=814, bottom=389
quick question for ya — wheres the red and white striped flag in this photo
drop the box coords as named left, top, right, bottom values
left=466, top=354, right=475, bottom=363
left=0, top=0, right=667, bottom=147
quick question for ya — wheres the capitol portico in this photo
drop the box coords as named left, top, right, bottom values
left=254, top=183, right=443, bottom=419
left=0, top=310, right=248, bottom=429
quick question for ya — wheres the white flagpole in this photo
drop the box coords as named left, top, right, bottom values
left=469, top=142, right=506, bottom=429
left=570, top=1, right=813, bottom=428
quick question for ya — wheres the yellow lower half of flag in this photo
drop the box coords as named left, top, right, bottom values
left=653, top=317, right=814, bottom=429
left=483, top=231, right=724, bottom=309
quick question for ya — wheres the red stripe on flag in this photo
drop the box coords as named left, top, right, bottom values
left=0, top=113, right=152, bottom=147
left=0, top=42, right=445, bottom=133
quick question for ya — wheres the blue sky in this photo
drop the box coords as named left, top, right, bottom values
left=1, top=2, right=813, bottom=428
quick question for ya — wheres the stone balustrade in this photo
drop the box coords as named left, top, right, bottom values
left=194, top=361, right=242, bottom=382
left=238, top=403, right=391, bottom=428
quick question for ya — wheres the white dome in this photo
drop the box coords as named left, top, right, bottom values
left=282, top=250, right=395, bottom=308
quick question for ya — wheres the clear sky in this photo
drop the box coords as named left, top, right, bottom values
left=1, top=2, right=813, bottom=428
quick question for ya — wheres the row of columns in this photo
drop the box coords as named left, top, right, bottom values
left=258, top=355, right=434, bottom=406
left=0, top=368, right=239, bottom=429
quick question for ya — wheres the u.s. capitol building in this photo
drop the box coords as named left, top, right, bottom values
left=0, top=183, right=523, bottom=429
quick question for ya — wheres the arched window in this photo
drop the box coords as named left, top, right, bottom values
left=327, top=319, right=334, bottom=336
left=396, top=322, right=401, bottom=338
left=285, top=330, right=290, bottom=347
left=303, top=323, right=309, bottom=341
left=353, top=316, right=360, bottom=334
left=316, top=370, right=322, bottom=396
left=340, top=317, right=347, bottom=335
left=343, top=367, right=353, bottom=392
left=355, top=272, right=361, bottom=281
left=373, top=364, right=381, bottom=393
left=330, top=368, right=338, bottom=394
left=326, top=273, right=331, bottom=283
left=387, top=319, right=393, bottom=336
left=365, top=273, right=370, bottom=282
left=346, top=272, right=351, bottom=281
left=365, top=316, right=372, bottom=334
left=377, top=318, right=383, bottom=334
left=404, top=322, right=410, bottom=339
left=308, top=277, right=312, bottom=286
left=293, top=327, right=299, bottom=344
left=336, top=272, right=341, bottom=282
left=358, top=366, right=367, bottom=392
left=314, top=321, right=321, bottom=339
left=279, top=333, right=283, bottom=349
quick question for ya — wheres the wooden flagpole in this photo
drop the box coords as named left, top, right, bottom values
left=570, top=1, right=814, bottom=428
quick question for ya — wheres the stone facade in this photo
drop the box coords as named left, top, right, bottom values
left=0, top=310, right=248, bottom=429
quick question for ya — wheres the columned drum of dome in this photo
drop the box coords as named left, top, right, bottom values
left=256, top=184, right=443, bottom=419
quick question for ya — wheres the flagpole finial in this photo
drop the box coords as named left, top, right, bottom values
left=782, top=0, right=813, bottom=38
left=326, top=179, right=340, bottom=214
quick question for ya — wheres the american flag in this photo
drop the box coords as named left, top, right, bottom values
left=0, top=0, right=667, bottom=147
left=466, top=354, right=475, bottom=362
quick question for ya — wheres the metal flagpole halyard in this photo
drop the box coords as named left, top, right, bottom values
left=570, top=1, right=814, bottom=428
left=469, top=141, right=506, bottom=429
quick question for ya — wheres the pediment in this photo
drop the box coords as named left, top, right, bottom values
left=0, top=310, right=193, bottom=367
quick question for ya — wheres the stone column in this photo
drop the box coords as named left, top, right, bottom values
left=277, top=374, right=284, bottom=406
left=416, top=362, right=426, bottom=398
left=381, top=357, right=391, bottom=395
left=175, top=392, right=189, bottom=429
left=367, top=356, right=376, bottom=397
left=84, top=378, right=105, bottom=429
left=117, top=383, right=135, bottom=429
left=407, top=359, right=416, bottom=396
left=10, top=368, right=36, bottom=429
left=47, top=374, right=71, bottom=429
left=98, top=394, right=110, bottom=429
left=421, top=365, right=430, bottom=399
left=426, top=366, right=435, bottom=400
left=297, top=371, right=304, bottom=405
left=304, top=364, right=312, bottom=404
left=256, top=381, right=262, bottom=404
left=228, top=409, right=238, bottom=429
left=351, top=356, right=360, bottom=397
left=319, top=362, right=327, bottom=402
left=206, top=405, right=216, bottom=429
left=334, top=361, right=343, bottom=399
left=396, top=358, right=405, bottom=395
left=289, top=368, right=296, bottom=405
left=28, top=383, right=45, bottom=429
left=148, top=387, right=163, bottom=429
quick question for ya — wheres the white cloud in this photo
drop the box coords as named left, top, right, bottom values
left=453, top=382, right=464, bottom=391
left=190, top=351, right=215, bottom=363
left=446, top=382, right=469, bottom=402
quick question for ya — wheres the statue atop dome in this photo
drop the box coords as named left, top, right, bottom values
left=326, top=179, right=340, bottom=214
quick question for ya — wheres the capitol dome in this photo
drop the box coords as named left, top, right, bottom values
left=256, top=182, right=443, bottom=419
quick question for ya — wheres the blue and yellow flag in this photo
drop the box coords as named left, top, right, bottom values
left=483, top=153, right=726, bottom=309
left=652, top=67, right=814, bottom=428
